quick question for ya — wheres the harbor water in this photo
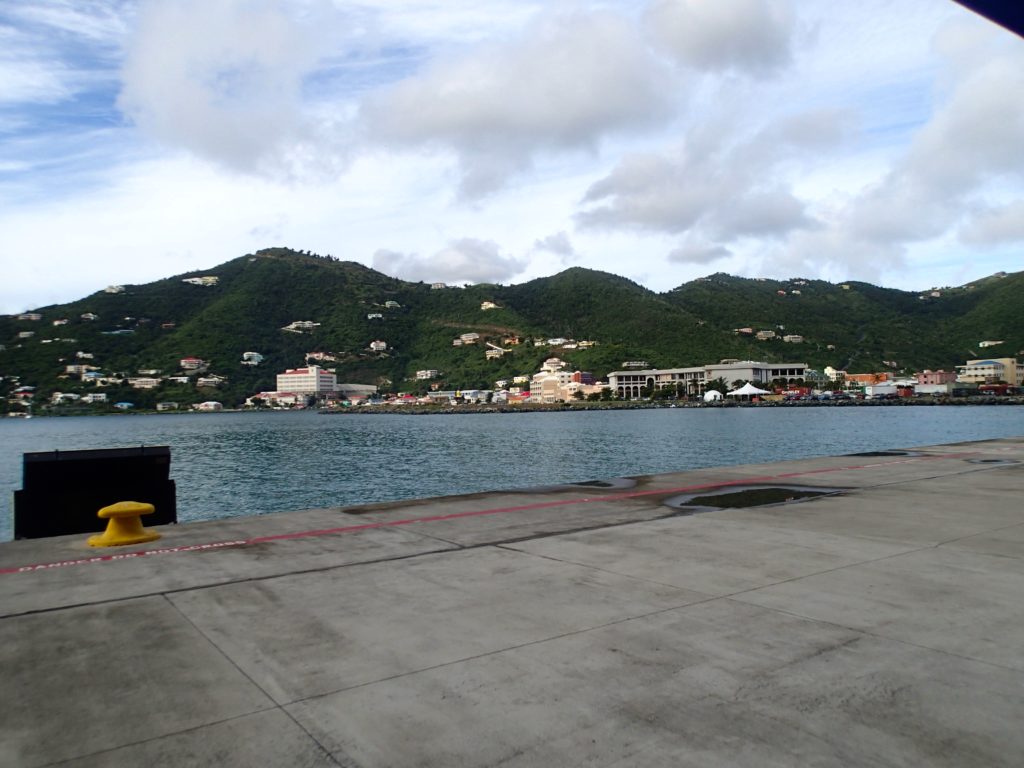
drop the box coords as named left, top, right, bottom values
left=3, top=405, right=1024, bottom=540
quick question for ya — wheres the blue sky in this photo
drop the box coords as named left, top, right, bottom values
left=1, top=0, right=1022, bottom=313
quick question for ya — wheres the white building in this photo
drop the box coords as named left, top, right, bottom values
left=104, top=285, right=125, bottom=294
left=282, top=320, right=320, bottom=333
left=276, top=365, right=337, bottom=394
left=182, top=276, right=219, bottom=286
left=607, top=360, right=808, bottom=399
left=416, top=369, right=439, bottom=380
left=369, top=340, right=388, bottom=352
left=480, top=301, right=499, bottom=310
left=241, top=351, right=264, bottom=366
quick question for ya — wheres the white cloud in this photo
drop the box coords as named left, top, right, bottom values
left=117, top=0, right=343, bottom=175
left=361, top=7, right=673, bottom=198
left=372, top=238, right=527, bottom=284
left=644, top=0, right=796, bottom=76
left=575, top=108, right=843, bottom=239
left=667, top=243, right=732, bottom=265
left=960, top=201, right=1024, bottom=245
left=533, top=231, right=577, bottom=260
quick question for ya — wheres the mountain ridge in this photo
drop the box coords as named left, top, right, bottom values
left=2, top=248, right=1021, bottom=409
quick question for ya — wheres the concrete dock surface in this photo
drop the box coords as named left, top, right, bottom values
left=2, top=437, right=1023, bottom=767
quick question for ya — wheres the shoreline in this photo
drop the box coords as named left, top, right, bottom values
left=8, top=395, right=1024, bottom=419
left=320, top=396, right=1024, bottom=416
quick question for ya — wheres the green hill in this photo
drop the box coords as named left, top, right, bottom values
left=1, top=248, right=1021, bottom=410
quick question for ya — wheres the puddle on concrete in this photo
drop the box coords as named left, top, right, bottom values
left=663, top=484, right=847, bottom=515
left=966, top=458, right=1019, bottom=465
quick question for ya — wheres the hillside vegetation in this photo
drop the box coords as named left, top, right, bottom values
left=1, top=248, right=1021, bottom=409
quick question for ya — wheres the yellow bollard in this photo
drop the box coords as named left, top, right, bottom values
left=87, top=501, right=162, bottom=547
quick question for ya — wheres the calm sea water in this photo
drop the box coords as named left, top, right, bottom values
left=3, top=406, right=1023, bottom=540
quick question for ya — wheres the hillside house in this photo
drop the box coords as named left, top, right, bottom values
left=756, top=330, right=777, bottom=341
left=416, top=370, right=439, bottom=380
left=241, top=351, right=264, bottom=366
left=384, top=301, right=401, bottom=309
left=80, top=313, right=98, bottom=321
left=480, top=301, right=499, bottom=311
left=459, top=333, right=480, bottom=344
left=104, top=285, right=125, bottom=294
left=197, top=375, right=226, bottom=388
left=369, top=340, right=388, bottom=352
left=182, top=276, right=219, bottom=287
left=367, top=313, right=383, bottom=320
left=180, top=357, right=207, bottom=370
left=430, top=283, right=446, bottom=290
left=17, top=313, right=42, bottom=321
left=485, top=349, right=505, bottom=359
left=128, top=377, right=162, bottom=389
left=282, top=320, right=320, bottom=333
left=783, top=335, right=804, bottom=343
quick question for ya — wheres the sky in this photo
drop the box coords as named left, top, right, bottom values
left=1, top=0, right=1022, bottom=314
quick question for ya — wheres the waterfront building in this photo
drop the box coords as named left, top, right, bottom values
left=917, top=370, right=957, bottom=385
left=276, top=365, right=337, bottom=394
left=607, top=360, right=808, bottom=399
left=195, top=401, right=223, bottom=411
left=957, top=358, right=1022, bottom=386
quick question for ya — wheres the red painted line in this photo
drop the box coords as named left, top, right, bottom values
left=0, top=452, right=974, bottom=576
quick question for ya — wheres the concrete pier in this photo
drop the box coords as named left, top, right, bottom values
left=2, top=438, right=1023, bottom=766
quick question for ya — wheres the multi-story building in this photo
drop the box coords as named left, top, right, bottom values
left=276, top=365, right=337, bottom=394
left=957, top=358, right=1021, bottom=385
left=917, top=370, right=957, bottom=385
left=607, top=360, right=808, bottom=399
left=416, top=370, right=439, bottom=380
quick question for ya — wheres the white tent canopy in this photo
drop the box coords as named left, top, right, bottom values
left=702, top=389, right=723, bottom=402
left=727, top=382, right=771, bottom=397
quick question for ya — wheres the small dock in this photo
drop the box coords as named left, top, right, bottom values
left=2, top=438, right=1023, bottom=766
